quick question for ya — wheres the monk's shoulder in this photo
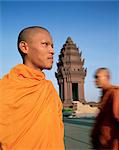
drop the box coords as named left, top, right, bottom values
left=112, top=87, right=119, bottom=121
left=113, top=88, right=119, bottom=97
left=109, top=86, right=119, bottom=94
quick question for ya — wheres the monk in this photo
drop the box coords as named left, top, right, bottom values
left=0, top=26, right=64, bottom=150
left=91, top=68, right=119, bottom=150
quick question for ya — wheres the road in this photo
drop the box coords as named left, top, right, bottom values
left=64, top=118, right=94, bottom=150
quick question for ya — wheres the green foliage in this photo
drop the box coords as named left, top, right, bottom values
left=63, top=108, right=73, bottom=112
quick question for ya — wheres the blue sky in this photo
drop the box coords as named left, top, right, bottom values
left=0, top=1, right=119, bottom=102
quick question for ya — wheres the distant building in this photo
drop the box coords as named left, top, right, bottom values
left=55, top=37, right=87, bottom=108
left=55, top=37, right=100, bottom=113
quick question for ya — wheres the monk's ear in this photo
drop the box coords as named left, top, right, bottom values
left=19, top=41, right=29, bottom=54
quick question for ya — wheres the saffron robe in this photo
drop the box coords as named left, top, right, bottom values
left=0, top=64, right=64, bottom=150
left=91, top=86, right=119, bottom=150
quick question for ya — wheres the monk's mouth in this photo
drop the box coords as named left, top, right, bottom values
left=48, top=58, right=53, bottom=61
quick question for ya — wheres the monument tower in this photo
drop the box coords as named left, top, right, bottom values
left=55, top=37, right=87, bottom=108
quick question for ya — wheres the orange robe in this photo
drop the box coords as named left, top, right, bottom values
left=0, top=64, right=64, bottom=150
left=91, top=86, right=119, bottom=150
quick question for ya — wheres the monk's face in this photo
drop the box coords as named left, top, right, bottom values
left=23, top=29, right=54, bottom=70
left=94, top=70, right=110, bottom=89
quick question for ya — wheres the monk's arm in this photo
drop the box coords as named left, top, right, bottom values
left=113, top=89, right=119, bottom=122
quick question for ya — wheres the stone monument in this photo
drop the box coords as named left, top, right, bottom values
left=55, top=37, right=87, bottom=109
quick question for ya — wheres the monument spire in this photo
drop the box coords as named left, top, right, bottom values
left=55, top=37, right=87, bottom=108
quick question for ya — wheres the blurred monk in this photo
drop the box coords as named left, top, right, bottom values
left=91, top=68, right=119, bottom=150
left=0, top=26, right=64, bottom=150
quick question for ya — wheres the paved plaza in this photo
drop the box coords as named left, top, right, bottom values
left=64, top=118, right=94, bottom=150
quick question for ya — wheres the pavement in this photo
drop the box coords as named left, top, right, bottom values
left=64, top=117, right=94, bottom=150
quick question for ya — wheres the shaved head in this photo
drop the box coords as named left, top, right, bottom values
left=94, top=67, right=111, bottom=89
left=17, top=26, right=50, bottom=61
left=95, top=68, right=110, bottom=80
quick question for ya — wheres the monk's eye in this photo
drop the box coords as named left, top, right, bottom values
left=41, top=42, right=49, bottom=46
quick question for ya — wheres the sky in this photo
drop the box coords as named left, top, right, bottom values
left=0, top=0, right=119, bottom=102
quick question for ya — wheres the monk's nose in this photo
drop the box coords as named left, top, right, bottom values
left=49, top=46, right=54, bottom=55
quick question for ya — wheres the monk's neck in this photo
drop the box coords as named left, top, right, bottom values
left=23, top=62, right=43, bottom=72
left=102, top=84, right=112, bottom=93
